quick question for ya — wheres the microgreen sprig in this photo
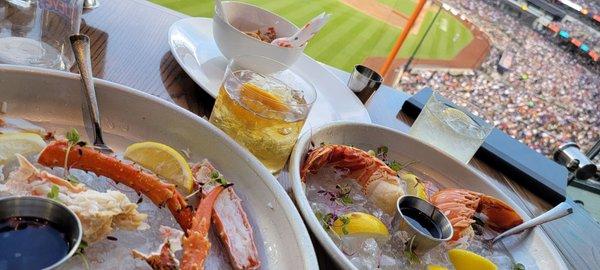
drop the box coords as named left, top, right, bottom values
left=47, top=185, right=61, bottom=203
left=75, top=240, right=90, bottom=270
left=315, top=211, right=337, bottom=231
left=63, top=128, right=82, bottom=177
left=335, top=184, right=353, bottom=205
left=404, top=236, right=421, bottom=265
left=66, top=174, right=80, bottom=185
left=376, top=146, right=388, bottom=156
left=389, top=160, right=418, bottom=172
left=66, top=128, right=80, bottom=144
left=315, top=211, right=352, bottom=236
left=338, top=215, right=350, bottom=235
left=317, top=184, right=353, bottom=206
left=388, top=161, right=402, bottom=172
left=512, top=262, right=526, bottom=270
left=372, top=145, right=420, bottom=172
left=210, top=171, right=229, bottom=185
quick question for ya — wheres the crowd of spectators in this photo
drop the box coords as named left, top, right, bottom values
left=549, top=0, right=600, bottom=54
left=400, top=0, right=599, bottom=157
left=557, top=19, right=599, bottom=51
left=552, top=0, right=600, bottom=15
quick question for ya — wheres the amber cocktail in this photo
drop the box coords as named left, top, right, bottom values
left=210, top=56, right=316, bottom=173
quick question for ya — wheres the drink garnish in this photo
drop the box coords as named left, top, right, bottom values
left=239, top=82, right=290, bottom=112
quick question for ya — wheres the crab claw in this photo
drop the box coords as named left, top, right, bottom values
left=13, top=154, right=85, bottom=193
left=132, top=226, right=184, bottom=270
left=132, top=241, right=179, bottom=270
left=37, top=140, right=193, bottom=231
left=180, top=185, right=226, bottom=270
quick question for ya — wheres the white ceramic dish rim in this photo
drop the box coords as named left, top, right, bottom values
left=0, top=64, right=319, bottom=269
left=289, top=121, right=567, bottom=270
left=218, top=1, right=304, bottom=51
left=167, top=17, right=371, bottom=127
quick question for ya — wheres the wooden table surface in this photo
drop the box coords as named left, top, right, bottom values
left=79, top=0, right=600, bottom=269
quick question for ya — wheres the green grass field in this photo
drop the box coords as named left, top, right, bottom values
left=379, top=0, right=416, bottom=15
left=152, top=0, right=473, bottom=71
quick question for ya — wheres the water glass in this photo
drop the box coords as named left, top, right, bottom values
left=0, top=0, right=84, bottom=70
left=408, top=93, right=492, bottom=163
left=209, top=55, right=317, bottom=173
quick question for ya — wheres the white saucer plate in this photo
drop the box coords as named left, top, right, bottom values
left=168, top=17, right=371, bottom=133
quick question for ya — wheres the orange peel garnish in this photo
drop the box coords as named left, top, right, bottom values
left=239, top=83, right=290, bottom=112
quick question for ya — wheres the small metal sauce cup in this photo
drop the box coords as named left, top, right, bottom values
left=0, top=196, right=82, bottom=270
left=391, top=195, right=453, bottom=254
left=347, top=64, right=383, bottom=103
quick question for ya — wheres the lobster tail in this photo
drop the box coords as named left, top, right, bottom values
left=300, top=144, right=404, bottom=215
left=479, top=195, right=523, bottom=232
left=432, top=188, right=523, bottom=241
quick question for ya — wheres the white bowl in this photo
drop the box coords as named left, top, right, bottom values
left=212, top=1, right=304, bottom=72
left=289, top=122, right=567, bottom=269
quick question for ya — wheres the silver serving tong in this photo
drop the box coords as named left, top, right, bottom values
left=484, top=202, right=573, bottom=248
left=69, top=34, right=113, bottom=154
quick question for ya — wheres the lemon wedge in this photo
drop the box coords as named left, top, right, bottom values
left=399, top=171, right=428, bottom=200
left=124, top=142, right=194, bottom=194
left=448, top=249, right=498, bottom=270
left=427, top=265, right=448, bottom=270
left=443, top=107, right=471, bottom=122
left=239, top=82, right=290, bottom=112
left=0, top=133, right=46, bottom=164
left=332, top=212, right=389, bottom=237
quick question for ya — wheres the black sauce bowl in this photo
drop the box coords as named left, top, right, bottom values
left=0, top=196, right=82, bottom=269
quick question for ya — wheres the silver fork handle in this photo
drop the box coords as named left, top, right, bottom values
left=492, top=202, right=573, bottom=244
left=70, top=34, right=104, bottom=146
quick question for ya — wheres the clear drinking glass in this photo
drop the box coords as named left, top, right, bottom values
left=209, top=55, right=317, bottom=173
left=0, top=0, right=84, bottom=70
left=408, top=93, right=492, bottom=163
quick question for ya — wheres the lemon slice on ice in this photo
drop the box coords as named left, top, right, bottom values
left=427, top=265, right=448, bottom=270
left=124, top=142, right=194, bottom=194
left=399, top=171, right=428, bottom=200
left=448, top=249, right=498, bottom=270
left=332, top=212, right=389, bottom=237
left=442, top=107, right=472, bottom=122
left=0, top=133, right=46, bottom=164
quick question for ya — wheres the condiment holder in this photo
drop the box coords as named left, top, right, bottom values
left=0, top=196, right=82, bottom=269
left=347, top=65, right=383, bottom=104
left=391, top=195, right=453, bottom=254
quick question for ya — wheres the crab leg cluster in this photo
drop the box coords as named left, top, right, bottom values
left=37, top=140, right=261, bottom=270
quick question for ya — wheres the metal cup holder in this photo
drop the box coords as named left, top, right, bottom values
left=553, top=142, right=597, bottom=180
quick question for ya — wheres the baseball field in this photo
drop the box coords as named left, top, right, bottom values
left=152, top=0, right=475, bottom=72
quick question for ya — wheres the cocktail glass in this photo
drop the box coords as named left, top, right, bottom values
left=210, top=55, right=317, bottom=173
